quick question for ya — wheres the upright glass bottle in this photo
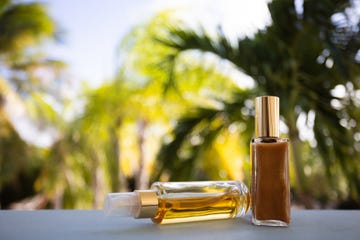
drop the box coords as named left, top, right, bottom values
left=251, top=96, right=290, bottom=226
left=105, top=181, right=250, bottom=224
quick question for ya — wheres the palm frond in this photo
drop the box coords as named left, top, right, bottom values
left=0, top=1, right=56, bottom=54
left=152, top=89, right=255, bottom=181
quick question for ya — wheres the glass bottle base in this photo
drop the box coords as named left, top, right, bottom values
left=252, top=217, right=289, bottom=227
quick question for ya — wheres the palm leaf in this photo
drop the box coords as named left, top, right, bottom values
left=0, top=1, right=55, bottom=54
left=152, top=89, right=255, bottom=181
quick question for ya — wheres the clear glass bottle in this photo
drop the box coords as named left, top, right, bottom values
left=251, top=96, right=290, bottom=227
left=104, top=181, right=250, bottom=224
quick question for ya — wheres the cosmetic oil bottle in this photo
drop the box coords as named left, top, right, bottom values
left=104, top=181, right=250, bottom=224
left=251, top=96, right=290, bottom=227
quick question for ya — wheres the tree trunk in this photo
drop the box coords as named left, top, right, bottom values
left=113, top=118, right=128, bottom=192
left=135, top=119, right=149, bottom=190
left=286, top=112, right=314, bottom=208
left=89, top=149, right=103, bottom=209
left=53, top=185, right=63, bottom=209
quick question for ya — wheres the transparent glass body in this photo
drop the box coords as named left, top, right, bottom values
left=251, top=137, right=290, bottom=227
left=151, top=181, right=250, bottom=224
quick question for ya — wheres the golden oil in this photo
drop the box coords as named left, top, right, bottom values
left=151, top=181, right=250, bottom=224
left=152, top=190, right=250, bottom=224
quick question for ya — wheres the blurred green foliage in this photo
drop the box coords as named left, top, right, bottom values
left=0, top=0, right=359, bottom=209
left=0, top=0, right=62, bottom=208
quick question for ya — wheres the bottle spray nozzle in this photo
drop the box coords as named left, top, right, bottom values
left=104, top=190, right=158, bottom=218
left=104, top=192, right=139, bottom=217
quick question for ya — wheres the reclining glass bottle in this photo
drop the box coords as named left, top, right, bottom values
left=104, top=181, right=250, bottom=224
left=251, top=96, right=290, bottom=226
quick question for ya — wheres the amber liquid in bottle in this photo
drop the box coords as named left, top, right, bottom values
left=151, top=181, right=250, bottom=224
left=251, top=138, right=290, bottom=226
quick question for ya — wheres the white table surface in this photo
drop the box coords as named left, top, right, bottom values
left=0, top=210, right=359, bottom=240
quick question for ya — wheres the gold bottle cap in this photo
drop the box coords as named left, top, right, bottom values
left=255, top=96, right=280, bottom=138
left=133, top=190, right=158, bottom=218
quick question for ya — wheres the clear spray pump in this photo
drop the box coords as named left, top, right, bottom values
left=104, top=181, right=250, bottom=224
